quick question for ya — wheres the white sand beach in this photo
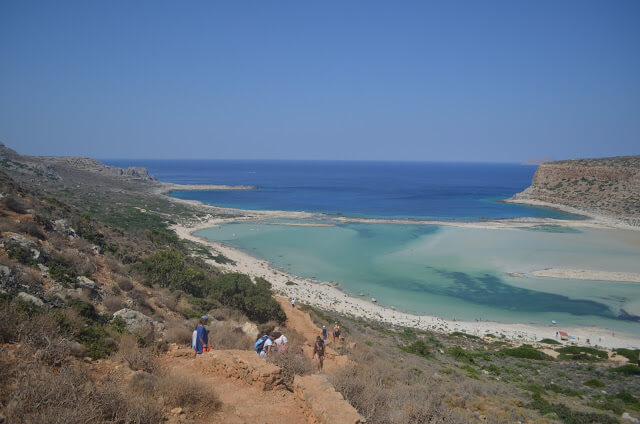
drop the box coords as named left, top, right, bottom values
left=171, top=212, right=640, bottom=350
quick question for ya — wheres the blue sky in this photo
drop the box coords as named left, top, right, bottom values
left=0, top=1, right=638, bottom=161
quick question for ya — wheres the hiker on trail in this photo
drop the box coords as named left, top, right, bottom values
left=322, top=325, right=327, bottom=341
left=193, top=317, right=209, bottom=359
left=274, top=333, right=288, bottom=353
left=332, top=322, right=341, bottom=344
left=255, top=334, right=273, bottom=359
left=291, top=298, right=296, bottom=308
left=313, top=336, right=325, bottom=371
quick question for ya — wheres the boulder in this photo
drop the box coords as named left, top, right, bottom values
left=17, top=292, right=44, bottom=307
left=242, top=322, right=259, bottom=340
left=622, top=412, right=639, bottom=423
left=293, top=374, right=364, bottom=423
left=0, top=265, right=10, bottom=278
left=76, top=276, right=97, bottom=290
left=113, top=308, right=154, bottom=332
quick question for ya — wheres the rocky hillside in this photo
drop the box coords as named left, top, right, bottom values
left=511, top=155, right=640, bottom=225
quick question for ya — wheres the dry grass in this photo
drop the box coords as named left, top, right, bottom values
left=103, top=294, right=124, bottom=313
left=117, top=334, right=157, bottom=373
left=116, top=274, right=134, bottom=291
left=160, top=374, right=222, bottom=411
left=210, top=321, right=253, bottom=350
left=164, top=321, right=194, bottom=345
left=2, top=362, right=164, bottom=424
left=270, top=350, right=313, bottom=386
left=210, top=307, right=249, bottom=322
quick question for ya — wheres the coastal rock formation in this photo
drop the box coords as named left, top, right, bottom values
left=511, top=155, right=640, bottom=226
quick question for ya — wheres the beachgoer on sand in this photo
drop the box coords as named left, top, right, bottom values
left=275, top=333, right=288, bottom=353
left=332, top=322, right=341, bottom=343
left=313, top=336, right=325, bottom=371
left=193, top=317, right=209, bottom=359
left=322, top=325, right=327, bottom=341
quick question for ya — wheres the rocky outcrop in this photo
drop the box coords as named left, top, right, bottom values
left=113, top=308, right=155, bottom=332
left=511, top=156, right=640, bottom=225
left=209, top=349, right=286, bottom=391
left=40, top=156, right=156, bottom=180
left=293, top=374, right=365, bottom=424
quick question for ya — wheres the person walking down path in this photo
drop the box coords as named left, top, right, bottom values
left=322, top=325, right=327, bottom=342
left=193, top=317, right=209, bottom=360
left=313, top=336, right=325, bottom=372
left=291, top=298, right=296, bottom=308
left=332, top=322, right=341, bottom=344
left=259, top=335, right=274, bottom=359
left=274, top=334, right=288, bottom=353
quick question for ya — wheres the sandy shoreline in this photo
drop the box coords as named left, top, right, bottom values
left=170, top=213, right=640, bottom=350
left=531, top=269, right=640, bottom=284
left=152, top=182, right=257, bottom=195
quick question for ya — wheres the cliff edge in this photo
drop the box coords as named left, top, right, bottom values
left=511, top=155, right=640, bottom=226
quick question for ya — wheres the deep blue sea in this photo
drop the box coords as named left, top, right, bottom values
left=103, top=160, right=576, bottom=220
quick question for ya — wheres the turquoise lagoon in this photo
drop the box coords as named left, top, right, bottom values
left=196, top=222, right=640, bottom=334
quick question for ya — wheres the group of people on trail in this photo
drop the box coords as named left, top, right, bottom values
left=314, top=322, right=340, bottom=371
left=255, top=333, right=289, bottom=359
left=192, top=316, right=210, bottom=359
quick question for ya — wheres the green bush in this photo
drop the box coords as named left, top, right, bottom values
left=609, top=364, right=640, bottom=376
left=584, top=379, right=605, bottom=388
left=527, top=393, right=617, bottom=424
left=47, top=255, right=78, bottom=287
left=450, top=331, right=479, bottom=340
left=398, top=339, right=431, bottom=358
left=210, top=273, right=286, bottom=323
left=6, top=242, right=37, bottom=266
left=556, top=346, right=607, bottom=361
left=614, top=348, right=640, bottom=362
left=138, top=250, right=206, bottom=296
left=447, top=346, right=477, bottom=363
left=500, top=345, right=552, bottom=361
left=545, top=383, right=582, bottom=397
left=539, top=338, right=561, bottom=345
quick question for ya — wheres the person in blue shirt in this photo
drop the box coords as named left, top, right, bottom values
left=322, top=325, right=327, bottom=341
left=193, top=316, right=209, bottom=359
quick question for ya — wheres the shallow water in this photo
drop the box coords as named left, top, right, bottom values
left=196, top=222, right=640, bottom=334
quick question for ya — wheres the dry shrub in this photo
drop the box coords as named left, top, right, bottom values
left=210, top=307, right=248, bottom=322
left=257, top=320, right=278, bottom=336
left=117, top=335, right=157, bottom=373
left=329, top=355, right=463, bottom=423
left=61, top=248, right=96, bottom=276
left=164, top=321, right=194, bottom=345
left=160, top=374, right=222, bottom=411
left=18, top=220, right=46, bottom=240
left=104, top=253, right=125, bottom=274
left=4, top=363, right=103, bottom=423
left=130, top=289, right=154, bottom=314
left=103, top=294, right=124, bottom=313
left=3, top=195, right=27, bottom=214
left=116, top=274, right=134, bottom=291
left=210, top=321, right=253, bottom=350
left=270, top=350, right=313, bottom=386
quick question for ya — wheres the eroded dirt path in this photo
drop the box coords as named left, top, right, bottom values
left=161, top=351, right=310, bottom=424
left=276, top=297, right=350, bottom=372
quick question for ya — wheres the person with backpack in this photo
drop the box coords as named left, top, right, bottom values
left=313, top=335, right=325, bottom=371
left=332, top=322, right=341, bottom=344
left=255, top=334, right=273, bottom=359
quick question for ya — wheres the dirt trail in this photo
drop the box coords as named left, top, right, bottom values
left=157, top=300, right=354, bottom=423
left=162, top=351, right=310, bottom=424
left=276, top=297, right=350, bottom=372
